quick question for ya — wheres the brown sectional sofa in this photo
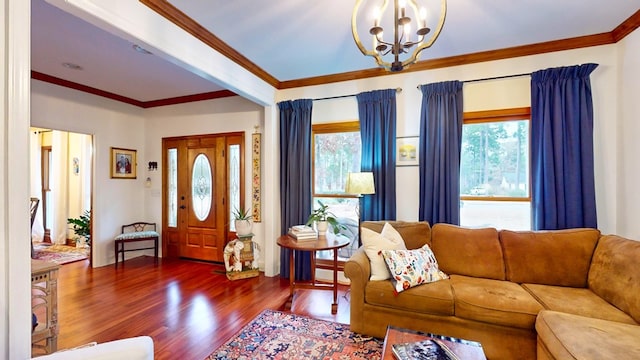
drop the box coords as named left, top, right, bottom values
left=344, top=221, right=640, bottom=359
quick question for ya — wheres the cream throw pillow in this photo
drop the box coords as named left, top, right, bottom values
left=362, top=223, right=407, bottom=281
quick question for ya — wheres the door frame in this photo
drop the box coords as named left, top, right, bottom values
left=161, top=132, right=245, bottom=261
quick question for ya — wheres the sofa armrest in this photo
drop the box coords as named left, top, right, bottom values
left=344, top=247, right=370, bottom=333
left=33, top=336, right=154, bottom=360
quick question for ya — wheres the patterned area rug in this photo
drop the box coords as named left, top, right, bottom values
left=206, top=309, right=382, bottom=360
left=33, top=243, right=89, bottom=265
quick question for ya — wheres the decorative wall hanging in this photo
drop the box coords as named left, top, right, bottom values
left=396, top=136, right=419, bottom=166
left=110, top=147, right=137, bottom=179
left=251, top=126, right=262, bottom=222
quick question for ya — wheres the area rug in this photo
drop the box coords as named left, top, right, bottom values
left=206, top=309, right=382, bottom=360
left=33, top=244, right=88, bottom=265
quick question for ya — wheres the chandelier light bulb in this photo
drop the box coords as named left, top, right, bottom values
left=420, top=7, right=427, bottom=27
left=372, top=6, right=380, bottom=26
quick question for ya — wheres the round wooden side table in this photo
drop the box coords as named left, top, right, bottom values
left=277, top=234, right=350, bottom=314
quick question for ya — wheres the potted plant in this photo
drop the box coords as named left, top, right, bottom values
left=233, top=206, right=253, bottom=236
left=67, top=209, right=91, bottom=247
left=305, top=200, right=343, bottom=236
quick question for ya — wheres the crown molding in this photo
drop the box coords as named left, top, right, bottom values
left=31, top=71, right=236, bottom=108
left=31, top=71, right=146, bottom=107
left=280, top=32, right=616, bottom=89
left=37, top=4, right=640, bottom=107
left=141, top=1, right=639, bottom=91
left=139, top=0, right=279, bottom=88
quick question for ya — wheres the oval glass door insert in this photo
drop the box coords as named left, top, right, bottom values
left=192, top=153, right=212, bottom=221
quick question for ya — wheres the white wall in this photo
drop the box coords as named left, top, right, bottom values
left=10, top=23, right=637, bottom=360
left=29, top=81, right=274, bottom=270
left=143, top=96, right=265, bottom=265
left=31, top=80, right=147, bottom=267
left=618, top=28, right=640, bottom=239
left=277, top=44, right=621, bottom=234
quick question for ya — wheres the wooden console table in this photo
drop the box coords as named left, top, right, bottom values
left=276, top=234, right=350, bottom=314
left=31, top=259, right=60, bottom=355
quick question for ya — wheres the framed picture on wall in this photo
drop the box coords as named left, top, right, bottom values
left=396, top=136, right=419, bottom=166
left=110, top=147, right=137, bottom=179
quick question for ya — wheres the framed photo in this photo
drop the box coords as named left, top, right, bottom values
left=396, top=136, right=419, bottom=166
left=110, top=147, right=137, bottom=179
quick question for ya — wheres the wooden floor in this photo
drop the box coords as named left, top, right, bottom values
left=39, top=256, right=352, bottom=359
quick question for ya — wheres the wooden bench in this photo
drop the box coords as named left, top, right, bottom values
left=114, top=222, right=159, bottom=267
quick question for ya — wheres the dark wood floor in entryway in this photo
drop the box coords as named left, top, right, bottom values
left=49, top=256, right=351, bottom=360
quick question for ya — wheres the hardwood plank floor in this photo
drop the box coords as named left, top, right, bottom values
left=40, top=256, right=352, bottom=359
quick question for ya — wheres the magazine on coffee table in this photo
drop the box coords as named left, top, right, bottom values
left=391, top=338, right=460, bottom=360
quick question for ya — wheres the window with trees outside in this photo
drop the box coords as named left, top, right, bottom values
left=312, top=121, right=361, bottom=262
left=460, top=107, right=531, bottom=230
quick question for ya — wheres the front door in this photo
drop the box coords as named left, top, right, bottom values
left=163, top=133, right=243, bottom=262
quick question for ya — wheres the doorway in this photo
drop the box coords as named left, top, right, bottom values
left=162, top=132, right=244, bottom=262
left=30, top=128, right=93, bottom=263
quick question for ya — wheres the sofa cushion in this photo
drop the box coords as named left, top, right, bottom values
left=589, top=235, right=640, bottom=323
left=450, top=275, right=543, bottom=329
left=431, top=224, right=505, bottom=280
left=365, top=279, right=454, bottom=316
left=361, top=224, right=407, bottom=281
left=361, top=221, right=431, bottom=250
left=381, top=245, right=449, bottom=293
left=35, top=336, right=154, bottom=360
left=522, top=283, right=637, bottom=325
left=500, top=228, right=600, bottom=287
left=536, top=310, right=640, bottom=360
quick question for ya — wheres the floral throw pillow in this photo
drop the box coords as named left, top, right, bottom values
left=381, top=244, right=449, bottom=293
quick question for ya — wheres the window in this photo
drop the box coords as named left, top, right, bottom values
left=460, top=107, right=531, bottom=230
left=312, top=121, right=361, bottom=260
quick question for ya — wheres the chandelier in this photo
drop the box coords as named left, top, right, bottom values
left=352, top=0, right=447, bottom=72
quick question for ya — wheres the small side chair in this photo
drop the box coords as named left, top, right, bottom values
left=114, top=222, right=159, bottom=267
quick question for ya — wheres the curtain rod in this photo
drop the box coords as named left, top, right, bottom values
left=313, top=87, right=403, bottom=101
left=463, top=72, right=531, bottom=84
left=33, top=130, right=52, bottom=134
left=416, top=72, right=531, bottom=89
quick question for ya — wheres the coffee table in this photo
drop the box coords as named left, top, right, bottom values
left=381, top=325, right=486, bottom=359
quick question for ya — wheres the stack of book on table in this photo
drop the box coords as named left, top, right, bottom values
left=287, top=225, right=318, bottom=241
left=392, top=338, right=459, bottom=360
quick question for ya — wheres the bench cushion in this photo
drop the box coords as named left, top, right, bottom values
left=115, top=231, right=159, bottom=241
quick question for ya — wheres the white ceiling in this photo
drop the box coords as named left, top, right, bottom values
left=31, top=0, right=639, bottom=104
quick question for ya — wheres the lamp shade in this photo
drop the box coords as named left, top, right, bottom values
left=345, top=172, right=375, bottom=195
